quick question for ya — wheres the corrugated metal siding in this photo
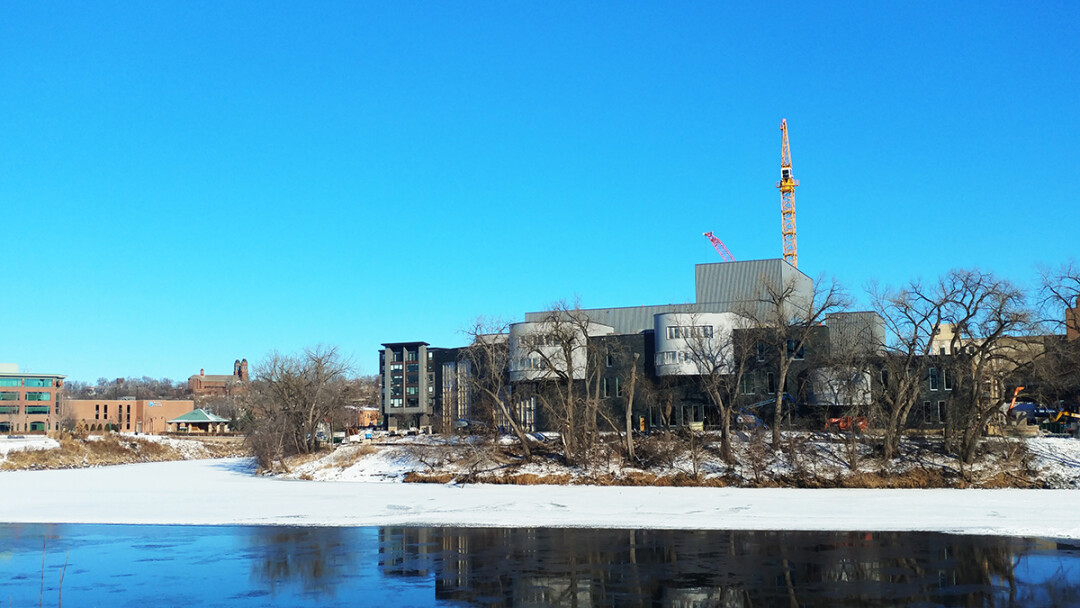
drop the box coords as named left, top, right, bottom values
left=696, top=259, right=788, bottom=304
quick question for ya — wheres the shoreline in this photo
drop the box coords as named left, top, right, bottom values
left=2, top=458, right=1078, bottom=539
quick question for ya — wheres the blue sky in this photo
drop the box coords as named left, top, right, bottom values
left=1, top=2, right=1076, bottom=381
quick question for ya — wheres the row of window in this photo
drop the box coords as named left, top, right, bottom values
left=927, top=367, right=954, bottom=391
left=665, top=325, right=714, bottom=340
left=656, top=351, right=693, bottom=365
left=0, top=378, right=54, bottom=388
left=0, top=421, right=55, bottom=432
left=0, top=406, right=51, bottom=415
left=0, top=391, right=52, bottom=401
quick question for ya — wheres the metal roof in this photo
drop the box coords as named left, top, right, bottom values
left=168, top=409, right=229, bottom=423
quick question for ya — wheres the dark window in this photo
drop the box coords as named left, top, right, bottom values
left=616, top=377, right=623, bottom=397
left=943, top=369, right=953, bottom=391
left=601, top=378, right=610, bottom=398
left=880, top=369, right=889, bottom=388
left=767, top=373, right=777, bottom=394
left=929, top=367, right=939, bottom=391
left=606, top=354, right=614, bottom=367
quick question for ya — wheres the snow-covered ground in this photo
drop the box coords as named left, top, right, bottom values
left=0, top=435, right=60, bottom=457
left=0, top=456, right=1077, bottom=539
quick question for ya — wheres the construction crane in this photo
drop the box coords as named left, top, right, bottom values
left=703, top=231, right=736, bottom=262
left=777, top=119, right=799, bottom=268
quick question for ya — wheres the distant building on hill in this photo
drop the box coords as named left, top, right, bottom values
left=188, top=359, right=250, bottom=397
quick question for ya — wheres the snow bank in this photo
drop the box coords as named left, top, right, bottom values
left=0, top=436, right=60, bottom=458
left=1, top=458, right=1078, bottom=539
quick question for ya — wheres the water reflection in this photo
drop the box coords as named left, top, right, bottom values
left=244, top=527, right=360, bottom=600
left=378, top=528, right=1080, bottom=607
left=0, top=524, right=1077, bottom=607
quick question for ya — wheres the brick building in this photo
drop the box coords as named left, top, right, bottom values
left=64, top=399, right=196, bottom=434
left=188, top=359, right=250, bottom=397
left=0, top=364, right=66, bottom=433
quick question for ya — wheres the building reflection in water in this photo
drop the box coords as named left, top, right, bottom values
left=377, top=527, right=1080, bottom=607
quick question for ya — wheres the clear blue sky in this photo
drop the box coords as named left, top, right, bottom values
left=2, top=2, right=1076, bottom=381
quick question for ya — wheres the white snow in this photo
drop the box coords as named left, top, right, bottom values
left=0, top=435, right=59, bottom=457
left=1, top=457, right=1078, bottom=539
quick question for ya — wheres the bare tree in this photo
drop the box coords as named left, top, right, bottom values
left=247, top=345, right=352, bottom=468
left=751, top=276, right=850, bottom=448
left=463, top=318, right=533, bottom=462
left=514, top=301, right=611, bottom=464
left=871, top=278, right=952, bottom=461
left=681, top=313, right=755, bottom=463
left=937, top=270, right=1035, bottom=466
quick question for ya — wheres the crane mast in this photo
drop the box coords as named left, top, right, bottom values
left=777, top=119, right=799, bottom=268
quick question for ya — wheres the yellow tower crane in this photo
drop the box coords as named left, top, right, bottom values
left=777, top=119, right=799, bottom=268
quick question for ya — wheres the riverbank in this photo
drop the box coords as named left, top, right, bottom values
left=1, top=458, right=1079, bottom=539
left=275, top=433, right=1080, bottom=490
left=0, top=433, right=246, bottom=470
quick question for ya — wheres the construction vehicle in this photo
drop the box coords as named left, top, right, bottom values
left=824, top=416, right=868, bottom=433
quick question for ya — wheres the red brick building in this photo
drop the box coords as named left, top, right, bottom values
left=189, top=359, right=250, bottom=397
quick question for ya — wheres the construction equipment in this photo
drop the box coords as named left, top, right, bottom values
left=824, top=416, right=868, bottom=433
left=703, top=231, right=736, bottom=262
left=777, top=119, right=799, bottom=268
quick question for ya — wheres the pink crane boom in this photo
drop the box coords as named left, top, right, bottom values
left=703, top=232, right=736, bottom=262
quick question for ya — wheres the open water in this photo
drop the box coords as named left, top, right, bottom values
left=1, top=524, right=1078, bottom=607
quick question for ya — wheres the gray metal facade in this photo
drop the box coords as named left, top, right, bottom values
left=524, top=259, right=814, bottom=332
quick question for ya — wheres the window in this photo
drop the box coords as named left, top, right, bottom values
left=616, top=377, right=623, bottom=397
left=922, top=401, right=935, bottom=422
left=756, top=342, right=766, bottom=362
left=24, top=378, right=52, bottom=388
left=939, top=347, right=946, bottom=355
left=95, top=404, right=100, bottom=420
left=0, top=406, right=17, bottom=415
left=407, top=350, right=417, bottom=362
left=606, top=354, right=614, bottom=367
left=601, top=378, right=610, bottom=398
left=943, top=369, right=953, bottom=391
left=929, top=368, right=939, bottom=391
left=938, top=401, right=947, bottom=421
left=0, top=391, right=17, bottom=401
left=767, top=373, right=777, bottom=394
left=880, top=369, right=889, bottom=388
left=0, top=378, right=21, bottom=387
left=25, top=392, right=51, bottom=401
left=786, top=339, right=804, bottom=360
left=406, top=386, right=418, bottom=396
left=390, top=398, right=403, bottom=408
left=25, top=406, right=50, bottom=415
left=739, top=375, right=754, bottom=395
left=406, top=363, right=419, bottom=373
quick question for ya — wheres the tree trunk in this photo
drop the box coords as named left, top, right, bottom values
left=624, top=354, right=639, bottom=462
